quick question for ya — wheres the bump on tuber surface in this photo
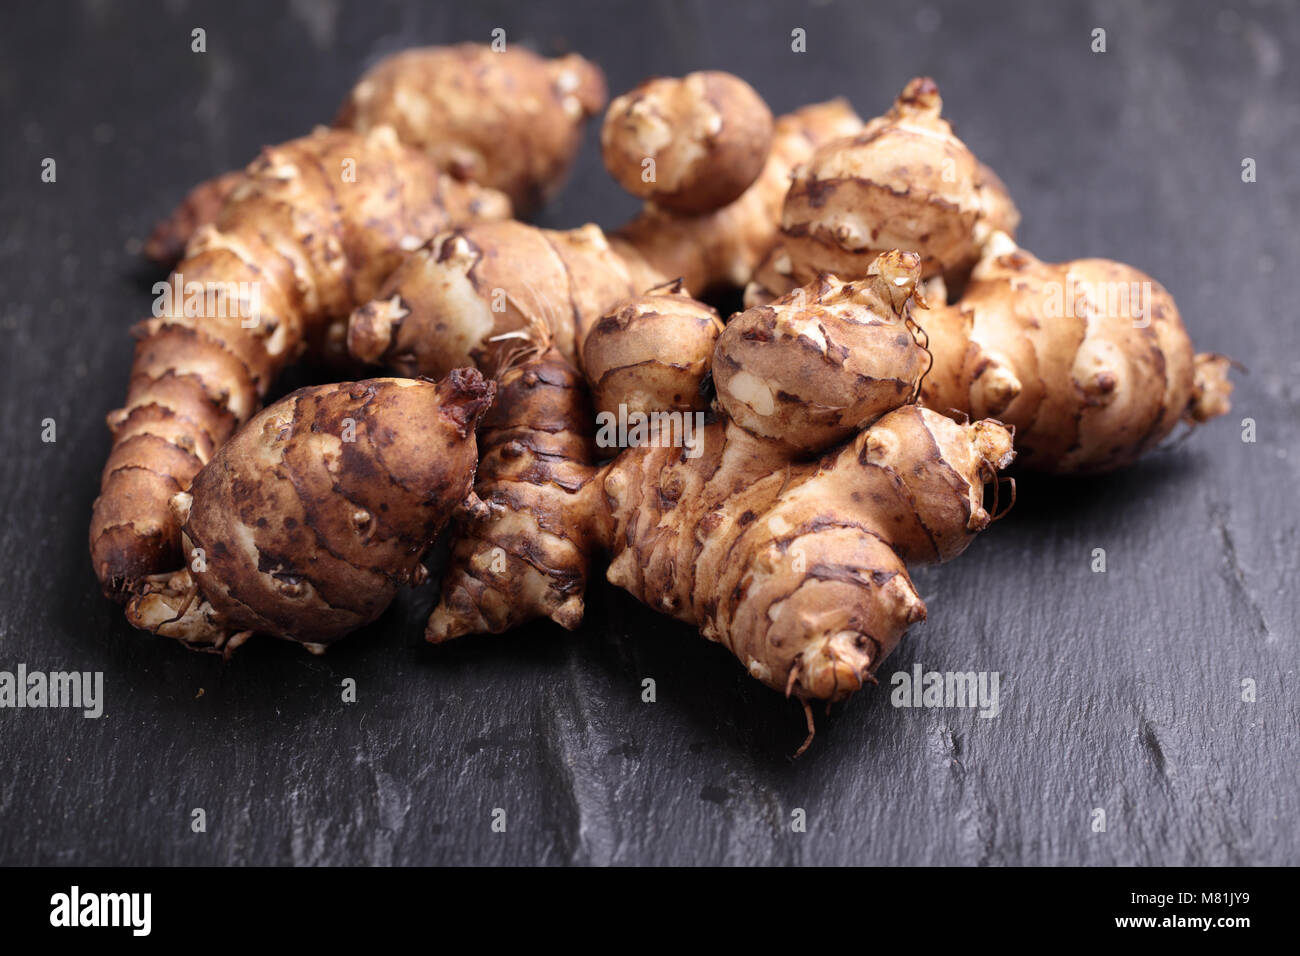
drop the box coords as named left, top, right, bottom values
left=583, top=279, right=723, bottom=417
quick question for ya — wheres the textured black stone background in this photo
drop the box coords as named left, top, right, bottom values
left=0, top=0, right=1296, bottom=866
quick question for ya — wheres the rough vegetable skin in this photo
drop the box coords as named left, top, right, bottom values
left=346, top=219, right=659, bottom=380
left=427, top=253, right=1015, bottom=710
left=126, top=372, right=495, bottom=653
left=917, top=233, right=1233, bottom=473
left=346, top=100, right=864, bottom=386
left=601, top=71, right=774, bottom=214
left=602, top=406, right=1013, bottom=701
left=613, top=98, right=864, bottom=293
left=336, top=44, right=606, bottom=215
left=90, top=126, right=509, bottom=599
left=426, top=352, right=606, bottom=641
left=747, top=77, right=1019, bottom=297
left=583, top=279, right=723, bottom=417
left=145, top=44, right=606, bottom=264
left=714, top=254, right=931, bottom=454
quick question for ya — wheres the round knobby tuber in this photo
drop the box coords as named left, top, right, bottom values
left=125, top=371, right=495, bottom=654
left=602, top=71, right=774, bottom=214
left=715, top=252, right=931, bottom=455
left=582, top=279, right=724, bottom=417
left=754, top=76, right=1019, bottom=301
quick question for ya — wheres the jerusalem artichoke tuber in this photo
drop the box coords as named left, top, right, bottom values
left=582, top=279, right=723, bottom=418
left=126, top=371, right=494, bottom=653
left=915, top=233, right=1232, bottom=472
left=145, top=44, right=606, bottom=264
left=747, top=77, right=1018, bottom=297
left=713, top=254, right=932, bottom=454
left=601, top=71, right=774, bottom=214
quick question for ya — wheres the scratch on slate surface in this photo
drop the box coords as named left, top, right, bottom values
left=1139, top=719, right=1168, bottom=779
left=540, top=650, right=619, bottom=865
left=1209, top=503, right=1274, bottom=642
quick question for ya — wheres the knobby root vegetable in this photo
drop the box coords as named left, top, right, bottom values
left=145, top=43, right=607, bottom=264
left=427, top=253, right=932, bottom=641
left=713, top=253, right=931, bottom=453
left=747, top=77, right=1019, bottom=297
left=601, top=71, right=774, bottom=214
left=915, top=233, right=1233, bottom=472
left=90, top=126, right=509, bottom=599
left=601, top=405, right=1013, bottom=708
left=346, top=219, right=662, bottom=380
left=582, top=279, right=723, bottom=417
left=426, top=351, right=606, bottom=639
left=335, top=44, right=606, bottom=214
left=126, top=371, right=494, bottom=654
left=427, top=254, right=1015, bottom=726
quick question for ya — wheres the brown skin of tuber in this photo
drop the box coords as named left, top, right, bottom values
left=336, top=44, right=606, bottom=215
left=126, top=372, right=494, bottom=653
left=602, top=71, right=774, bottom=214
left=714, top=255, right=931, bottom=455
left=91, top=126, right=509, bottom=600
left=583, top=279, right=723, bottom=417
left=602, top=406, right=1012, bottom=701
left=917, top=232, right=1232, bottom=473
left=143, top=170, right=247, bottom=267
left=747, top=77, right=1019, bottom=303
left=145, top=44, right=606, bottom=266
left=346, top=219, right=660, bottom=381
left=427, top=351, right=606, bottom=641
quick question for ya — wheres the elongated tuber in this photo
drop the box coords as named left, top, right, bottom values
left=91, top=126, right=509, bottom=599
left=335, top=44, right=606, bottom=214
left=126, top=372, right=494, bottom=653
left=145, top=44, right=606, bottom=264
left=601, top=405, right=1012, bottom=702
left=915, top=233, right=1232, bottom=472
left=427, top=351, right=606, bottom=639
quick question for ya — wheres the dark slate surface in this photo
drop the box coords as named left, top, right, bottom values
left=1, top=0, right=1296, bottom=866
